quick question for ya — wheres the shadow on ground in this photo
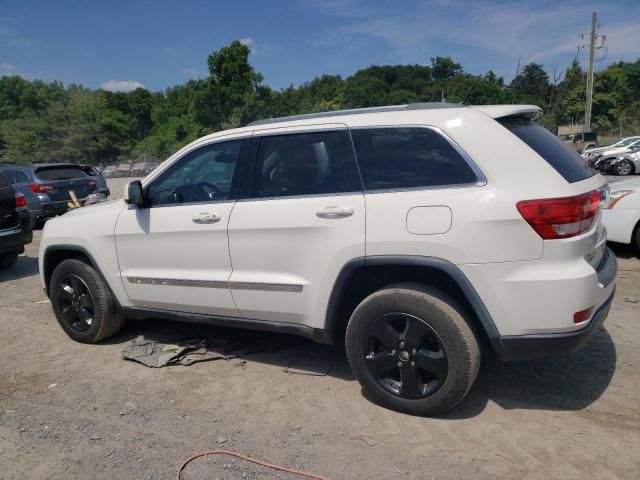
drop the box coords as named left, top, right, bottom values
left=445, top=328, right=617, bottom=418
left=0, top=255, right=38, bottom=283
left=103, top=315, right=616, bottom=418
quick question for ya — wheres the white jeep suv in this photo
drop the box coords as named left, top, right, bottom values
left=39, top=103, right=617, bottom=415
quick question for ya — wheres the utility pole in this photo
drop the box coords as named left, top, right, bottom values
left=584, top=12, right=596, bottom=132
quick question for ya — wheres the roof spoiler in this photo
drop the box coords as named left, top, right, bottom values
left=470, top=105, right=543, bottom=120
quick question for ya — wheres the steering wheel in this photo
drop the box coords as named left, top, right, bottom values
left=189, top=181, right=222, bottom=202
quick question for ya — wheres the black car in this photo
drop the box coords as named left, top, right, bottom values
left=0, top=171, right=33, bottom=269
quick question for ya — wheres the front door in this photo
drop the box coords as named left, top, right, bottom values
left=114, top=136, right=251, bottom=316
left=227, top=126, right=365, bottom=329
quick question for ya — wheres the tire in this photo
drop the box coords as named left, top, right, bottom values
left=49, top=259, right=124, bottom=343
left=615, top=160, right=634, bottom=176
left=634, top=222, right=640, bottom=253
left=345, top=284, right=480, bottom=416
left=0, top=253, right=18, bottom=269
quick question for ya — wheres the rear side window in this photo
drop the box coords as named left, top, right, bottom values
left=351, top=128, right=479, bottom=191
left=0, top=172, right=10, bottom=188
left=35, top=166, right=88, bottom=181
left=253, top=130, right=357, bottom=198
left=499, top=117, right=595, bottom=183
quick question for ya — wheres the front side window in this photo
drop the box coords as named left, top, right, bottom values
left=351, top=127, right=479, bottom=191
left=147, top=139, right=242, bottom=206
left=253, top=130, right=355, bottom=198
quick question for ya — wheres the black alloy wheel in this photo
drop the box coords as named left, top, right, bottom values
left=55, top=274, right=95, bottom=333
left=365, top=313, right=448, bottom=399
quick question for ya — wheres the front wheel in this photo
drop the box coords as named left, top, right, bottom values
left=615, top=160, right=634, bottom=176
left=345, top=284, right=480, bottom=416
left=50, top=259, right=124, bottom=343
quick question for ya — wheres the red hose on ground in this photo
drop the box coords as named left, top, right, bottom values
left=176, top=449, right=330, bottom=480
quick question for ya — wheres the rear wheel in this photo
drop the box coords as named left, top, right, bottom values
left=50, top=259, right=124, bottom=343
left=615, top=160, right=634, bottom=176
left=0, top=253, right=18, bottom=269
left=345, top=284, right=480, bottom=416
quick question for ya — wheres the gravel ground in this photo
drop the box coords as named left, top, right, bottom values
left=0, top=177, right=639, bottom=480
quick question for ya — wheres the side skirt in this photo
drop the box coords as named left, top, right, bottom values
left=121, top=306, right=333, bottom=344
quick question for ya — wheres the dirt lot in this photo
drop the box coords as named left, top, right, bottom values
left=1, top=178, right=639, bottom=480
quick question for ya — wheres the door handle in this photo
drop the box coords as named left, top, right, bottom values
left=316, top=206, right=354, bottom=219
left=192, top=212, right=221, bottom=224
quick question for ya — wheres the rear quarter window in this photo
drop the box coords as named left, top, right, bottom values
left=0, top=172, right=10, bottom=188
left=499, top=117, right=595, bottom=183
left=351, top=127, right=480, bottom=191
left=35, top=166, right=88, bottom=181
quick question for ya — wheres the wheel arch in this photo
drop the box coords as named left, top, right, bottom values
left=325, top=255, right=501, bottom=349
left=43, top=245, right=115, bottom=302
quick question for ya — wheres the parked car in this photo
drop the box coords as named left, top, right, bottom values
left=593, top=144, right=640, bottom=176
left=602, top=176, right=640, bottom=250
left=0, top=164, right=52, bottom=227
left=562, top=131, right=598, bottom=152
left=1, top=163, right=97, bottom=221
left=79, top=165, right=110, bottom=197
left=582, top=136, right=640, bottom=165
left=39, top=103, right=616, bottom=415
left=0, top=171, right=33, bottom=269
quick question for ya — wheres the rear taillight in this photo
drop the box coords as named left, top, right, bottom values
left=28, top=183, right=55, bottom=194
left=516, top=190, right=600, bottom=240
left=89, top=179, right=97, bottom=193
left=15, top=193, right=27, bottom=210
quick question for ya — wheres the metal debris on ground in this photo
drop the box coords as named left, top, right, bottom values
left=122, top=333, right=299, bottom=368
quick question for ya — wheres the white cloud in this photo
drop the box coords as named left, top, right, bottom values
left=306, top=1, right=640, bottom=79
left=239, top=37, right=256, bottom=53
left=0, top=62, right=18, bottom=75
left=100, top=80, right=145, bottom=92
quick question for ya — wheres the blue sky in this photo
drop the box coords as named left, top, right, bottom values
left=1, top=0, right=639, bottom=92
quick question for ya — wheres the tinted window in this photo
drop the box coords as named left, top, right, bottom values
left=10, top=170, right=29, bottom=183
left=499, top=117, right=595, bottom=183
left=253, top=131, right=355, bottom=198
left=147, top=140, right=242, bottom=206
left=0, top=172, right=10, bottom=188
left=35, top=166, right=88, bottom=181
left=351, top=128, right=479, bottom=190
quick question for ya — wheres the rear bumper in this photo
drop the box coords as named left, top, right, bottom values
left=0, top=211, right=31, bottom=254
left=492, top=248, right=617, bottom=361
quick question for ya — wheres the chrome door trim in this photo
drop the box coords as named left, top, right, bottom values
left=126, top=276, right=303, bottom=292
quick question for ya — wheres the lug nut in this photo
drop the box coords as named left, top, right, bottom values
left=412, top=349, right=416, bottom=354
left=397, top=361, right=403, bottom=367
left=391, top=349, right=396, bottom=355
left=411, top=361, right=415, bottom=367
left=400, top=342, right=405, bottom=348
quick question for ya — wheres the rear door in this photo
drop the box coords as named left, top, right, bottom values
left=33, top=165, right=94, bottom=203
left=0, top=172, right=18, bottom=230
left=227, top=125, right=365, bottom=328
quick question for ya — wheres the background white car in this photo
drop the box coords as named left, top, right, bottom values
left=603, top=177, right=640, bottom=250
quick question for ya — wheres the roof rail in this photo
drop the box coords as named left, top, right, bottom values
left=246, top=102, right=463, bottom=127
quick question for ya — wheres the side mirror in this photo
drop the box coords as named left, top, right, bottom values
left=124, top=180, right=145, bottom=206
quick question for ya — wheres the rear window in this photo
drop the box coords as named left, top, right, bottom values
left=499, top=117, right=595, bottom=183
left=35, top=166, right=88, bottom=181
left=351, top=127, right=480, bottom=191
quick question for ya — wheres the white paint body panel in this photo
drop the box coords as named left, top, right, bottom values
left=39, top=104, right=613, bottom=341
left=602, top=177, right=640, bottom=244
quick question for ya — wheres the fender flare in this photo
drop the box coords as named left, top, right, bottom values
left=324, top=255, right=501, bottom=342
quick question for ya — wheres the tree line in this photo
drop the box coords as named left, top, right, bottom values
left=1, top=40, right=639, bottom=165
